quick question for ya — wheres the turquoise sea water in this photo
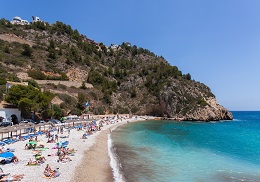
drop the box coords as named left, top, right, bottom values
left=111, top=111, right=260, bottom=182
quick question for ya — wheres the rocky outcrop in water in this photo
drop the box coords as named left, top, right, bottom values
left=159, top=79, right=233, bottom=121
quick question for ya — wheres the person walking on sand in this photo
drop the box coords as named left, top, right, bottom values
left=55, top=134, right=58, bottom=142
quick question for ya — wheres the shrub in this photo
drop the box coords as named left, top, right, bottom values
left=25, top=79, right=40, bottom=89
left=57, top=84, right=67, bottom=90
left=89, top=91, right=98, bottom=100
left=28, top=70, right=46, bottom=80
left=22, top=44, right=33, bottom=57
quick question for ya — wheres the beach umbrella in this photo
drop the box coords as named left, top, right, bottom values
left=17, top=124, right=31, bottom=135
left=28, top=123, right=35, bottom=128
left=0, top=128, right=6, bottom=140
left=18, top=123, right=28, bottom=134
left=2, top=126, right=17, bottom=138
left=37, top=123, right=45, bottom=131
left=19, top=123, right=33, bottom=134
left=18, top=123, right=28, bottom=126
left=46, top=121, right=53, bottom=128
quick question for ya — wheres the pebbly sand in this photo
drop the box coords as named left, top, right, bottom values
left=0, top=116, right=146, bottom=182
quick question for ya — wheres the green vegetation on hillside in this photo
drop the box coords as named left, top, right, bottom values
left=0, top=18, right=216, bottom=118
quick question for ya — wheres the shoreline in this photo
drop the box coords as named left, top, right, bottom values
left=71, top=117, right=147, bottom=182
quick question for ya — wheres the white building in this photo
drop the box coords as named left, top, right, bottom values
left=32, top=16, right=42, bottom=22
left=11, top=16, right=29, bottom=25
left=0, top=108, right=21, bottom=125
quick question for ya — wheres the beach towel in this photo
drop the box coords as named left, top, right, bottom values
left=27, top=141, right=37, bottom=145
left=35, top=148, right=49, bottom=151
left=26, top=163, right=39, bottom=166
left=42, top=175, right=52, bottom=179
left=0, top=152, right=14, bottom=158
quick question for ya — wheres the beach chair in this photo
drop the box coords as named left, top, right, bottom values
left=58, top=141, right=69, bottom=148
left=22, top=135, right=30, bottom=141
left=3, top=139, right=16, bottom=145
left=37, top=131, right=44, bottom=135
left=29, top=134, right=38, bottom=137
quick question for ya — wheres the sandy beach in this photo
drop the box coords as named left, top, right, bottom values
left=0, top=116, right=146, bottom=182
left=72, top=117, right=144, bottom=182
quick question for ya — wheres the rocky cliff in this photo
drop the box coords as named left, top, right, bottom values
left=159, top=79, right=233, bottom=121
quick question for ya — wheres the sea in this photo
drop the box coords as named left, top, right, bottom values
left=109, top=111, right=260, bottom=182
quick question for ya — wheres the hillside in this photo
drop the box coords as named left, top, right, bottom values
left=0, top=18, right=233, bottom=121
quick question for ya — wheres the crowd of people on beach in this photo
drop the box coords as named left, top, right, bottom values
left=0, top=115, right=128, bottom=181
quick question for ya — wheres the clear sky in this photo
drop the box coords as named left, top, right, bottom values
left=2, top=0, right=260, bottom=111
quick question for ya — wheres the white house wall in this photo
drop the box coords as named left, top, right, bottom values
left=0, top=109, right=21, bottom=122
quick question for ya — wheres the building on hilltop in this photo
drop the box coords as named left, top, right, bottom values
left=11, top=16, right=29, bottom=25
left=32, top=16, right=42, bottom=22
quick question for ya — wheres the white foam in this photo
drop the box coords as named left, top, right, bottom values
left=108, top=134, right=125, bottom=182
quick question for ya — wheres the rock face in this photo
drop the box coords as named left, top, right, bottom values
left=159, top=79, right=233, bottom=121
left=184, top=98, right=233, bottom=121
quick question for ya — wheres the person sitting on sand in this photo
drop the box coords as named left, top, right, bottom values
left=81, top=133, right=87, bottom=139
left=44, top=164, right=60, bottom=178
left=37, top=156, right=46, bottom=164
left=65, top=148, right=75, bottom=155
left=55, top=134, right=58, bottom=142
left=47, top=137, right=54, bottom=143
left=58, top=153, right=71, bottom=163
left=44, top=164, right=54, bottom=177
left=11, top=156, right=19, bottom=163
left=35, top=154, right=46, bottom=164
left=27, top=158, right=38, bottom=166
left=0, top=174, right=24, bottom=181
left=87, top=129, right=92, bottom=135
left=18, top=134, right=22, bottom=141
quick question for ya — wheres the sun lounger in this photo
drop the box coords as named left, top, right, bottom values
left=29, top=134, right=38, bottom=137
left=2, top=148, right=15, bottom=153
left=3, top=139, right=16, bottom=145
left=22, top=135, right=30, bottom=141
left=36, top=131, right=44, bottom=135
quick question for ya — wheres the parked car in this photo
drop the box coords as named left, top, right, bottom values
left=49, top=119, right=61, bottom=124
left=0, top=122, right=12, bottom=127
left=20, top=119, right=37, bottom=124
left=20, top=119, right=29, bottom=123
left=39, top=120, right=45, bottom=123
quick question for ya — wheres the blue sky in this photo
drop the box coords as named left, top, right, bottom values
left=2, top=0, right=260, bottom=111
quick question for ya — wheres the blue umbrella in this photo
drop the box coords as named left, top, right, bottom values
left=0, top=152, right=14, bottom=158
